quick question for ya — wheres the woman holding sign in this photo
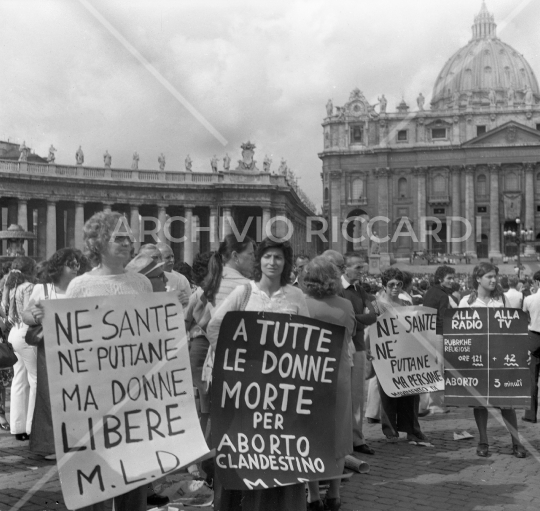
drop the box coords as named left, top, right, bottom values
left=458, top=262, right=526, bottom=458
left=66, top=212, right=153, bottom=511
left=302, top=256, right=355, bottom=511
left=207, top=237, right=309, bottom=511
left=370, top=268, right=428, bottom=444
left=22, top=248, right=88, bottom=460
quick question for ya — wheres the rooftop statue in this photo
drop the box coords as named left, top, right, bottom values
left=158, top=153, right=166, bottom=171
left=488, top=88, right=496, bottom=106
left=76, top=145, right=84, bottom=165
left=223, top=153, right=230, bottom=171
left=278, top=158, right=287, bottom=176
left=18, top=141, right=29, bottom=162
left=211, top=155, right=218, bottom=173
left=507, top=86, right=515, bottom=106
left=378, top=94, right=387, bottom=113
left=417, top=93, right=425, bottom=111
left=131, top=151, right=139, bottom=170
left=47, top=144, right=56, bottom=163
left=524, top=85, right=533, bottom=106
left=326, top=99, right=333, bottom=117
left=185, top=154, right=192, bottom=172
left=263, top=154, right=272, bottom=173
left=103, top=150, right=112, bottom=168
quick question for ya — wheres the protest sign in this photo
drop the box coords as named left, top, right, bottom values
left=211, top=311, right=344, bottom=490
left=42, top=291, right=209, bottom=510
left=443, top=308, right=530, bottom=408
left=369, top=306, right=443, bottom=397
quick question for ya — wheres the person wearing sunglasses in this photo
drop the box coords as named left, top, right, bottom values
left=369, top=268, right=428, bottom=444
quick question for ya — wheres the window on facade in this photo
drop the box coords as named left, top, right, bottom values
left=352, top=178, right=363, bottom=199
left=434, top=208, right=445, bottom=215
left=324, top=187, right=329, bottom=201
left=506, top=172, right=518, bottom=190
left=477, top=206, right=487, bottom=213
left=537, top=174, right=540, bottom=194
left=397, top=130, right=408, bottom=141
left=398, top=177, right=407, bottom=198
left=477, top=174, right=487, bottom=196
left=536, top=124, right=540, bottom=131
left=433, top=175, right=446, bottom=194
left=432, top=128, right=447, bottom=139
left=477, top=125, right=486, bottom=136
left=350, top=126, right=363, bottom=143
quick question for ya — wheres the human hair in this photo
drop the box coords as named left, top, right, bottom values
left=1, top=261, right=12, bottom=279
left=202, top=234, right=255, bottom=303
left=4, top=256, right=36, bottom=291
left=191, top=252, right=213, bottom=286
left=302, top=256, right=341, bottom=299
left=253, top=237, right=293, bottom=286
left=402, top=271, right=413, bottom=289
left=47, top=248, right=89, bottom=284
left=343, top=251, right=364, bottom=265
left=507, top=276, right=519, bottom=288
left=499, top=276, right=509, bottom=292
left=533, top=271, right=540, bottom=283
left=83, top=211, right=125, bottom=266
left=467, top=262, right=501, bottom=304
left=295, top=253, right=310, bottom=263
left=418, top=280, right=430, bottom=291
left=451, top=282, right=461, bottom=293
left=35, top=261, right=49, bottom=284
left=434, top=265, right=455, bottom=285
left=381, top=267, right=404, bottom=287
left=139, top=243, right=161, bottom=260
left=175, top=262, right=193, bottom=285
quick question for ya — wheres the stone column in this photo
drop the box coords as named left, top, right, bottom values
left=46, top=200, right=57, bottom=258
left=184, top=206, right=194, bottom=264
left=74, top=203, right=85, bottom=250
left=262, top=207, right=272, bottom=240
left=130, top=206, right=140, bottom=253
left=375, top=167, right=392, bottom=264
left=37, top=203, right=47, bottom=259
left=329, top=170, right=342, bottom=251
left=17, top=200, right=28, bottom=230
left=488, top=164, right=502, bottom=259
left=66, top=204, right=76, bottom=248
left=222, top=206, right=233, bottom=237
left=524, top=163, right=536, bottom=256
left=414, top=167, right=427, bottom=252
left=274, top=207, right=288, bottom=238
left=450, top=166, right=462, bottom=254
left=158, top=205, right=167, bottom=243
left=210, top=207, right=219, bottom=251
left=464, top=165, right=477, bottom=257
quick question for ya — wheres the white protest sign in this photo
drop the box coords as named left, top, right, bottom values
left=369, top=306, right=444, bottom=397
left=42, top=291, right=209, bottom=510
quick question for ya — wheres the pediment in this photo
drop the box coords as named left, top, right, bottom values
left=463, top=121, right=540, bottom=147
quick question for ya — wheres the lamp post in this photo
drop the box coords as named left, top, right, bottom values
left=503, top=218, right=525, bottom=277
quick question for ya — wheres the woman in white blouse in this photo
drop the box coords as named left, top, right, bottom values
left=206, top=237, right=309, bottom=511
left=459, top=262, right=526, bottom=458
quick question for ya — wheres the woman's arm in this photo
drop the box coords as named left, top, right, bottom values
left=206, top=286, right=244, bottom=349
left=22, top=284, right=44, bottom=326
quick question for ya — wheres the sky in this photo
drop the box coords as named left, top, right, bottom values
left=1, top=0, right=539, bottom=211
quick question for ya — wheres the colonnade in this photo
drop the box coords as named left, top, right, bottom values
left=1, top=198, right=312, bottom=263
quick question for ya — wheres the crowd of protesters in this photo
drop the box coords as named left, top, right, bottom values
left=0, top=210, right=539, bottom=511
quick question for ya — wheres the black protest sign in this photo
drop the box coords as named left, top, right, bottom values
left=443, top=308, right=530, bottom=408
left=211, top=311, right=344, bottom=491
left=42, top=292, right=209, bottom=510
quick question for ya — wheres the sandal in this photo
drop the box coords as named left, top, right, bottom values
left=512, top=444, right=526, bottom=458
left=385, top=435, right=399, bottom=443
left=0, top=415, right=9, bottom=431
left=476, top=443, right=489, bottom=457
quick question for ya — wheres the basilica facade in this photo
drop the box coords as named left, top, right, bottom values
left=321, top=3, right=540, bottom=264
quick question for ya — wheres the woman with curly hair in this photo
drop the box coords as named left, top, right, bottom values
left=66, top=212, right=152, bottom=511
left=206, top=237, right=309, bottom=511
left=1, top=256, right=36, bottom=440
left=371, top=267, right=428, bottom=443
left=302, top=256, right=355, bottom=511
left=459, top=262, right=526, bottom=458
left=22, top=248, right=89, bottom=459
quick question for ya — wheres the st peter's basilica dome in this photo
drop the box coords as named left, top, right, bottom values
left=431, top=2, right=539, bottom=110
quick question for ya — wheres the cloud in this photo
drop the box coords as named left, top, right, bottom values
left=0, top=0, right=539, bottom=208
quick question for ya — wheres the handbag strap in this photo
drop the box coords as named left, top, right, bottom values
left=239, top=283, right=252, bottom=311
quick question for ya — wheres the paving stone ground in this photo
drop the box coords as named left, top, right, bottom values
left=1, top=406, right=539, bottom=510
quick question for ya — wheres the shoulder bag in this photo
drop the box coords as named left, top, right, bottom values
left=25, top=284, right=49, bottom=346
